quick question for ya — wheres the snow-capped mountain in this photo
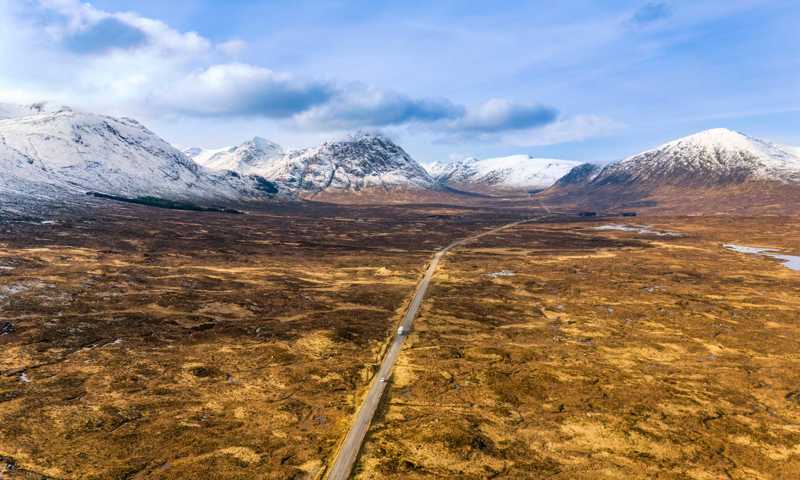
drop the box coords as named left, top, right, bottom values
left=185, top=137, right=284, bottom=174
left=190, top=132, right=435, bottom=194
left=272, top=133, right=435, bottom=193
left=423, top=160, right=452, bottom=178
left=543, top=128, right=800, bottom=214
left=0, top=103, right=283, bottom=204
left=591, top=128, right=800, bottom=187
left=432, top=155, right=584, bottom=192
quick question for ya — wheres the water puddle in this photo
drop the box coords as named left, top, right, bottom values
left=486, top=270, right=515, bottom=278
left=593, top=224, right=683, bottom=237
left=724, top=244, right=800, bottom=271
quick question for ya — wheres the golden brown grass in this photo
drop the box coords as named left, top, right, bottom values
left=357, top=216, right=800, bottom=479
left=0, top=202, right=528, bottom=479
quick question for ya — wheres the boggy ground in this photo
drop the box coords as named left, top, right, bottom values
left=0, top=200, right=532, bottom=480
left=356, top=216, right=800, bottom=479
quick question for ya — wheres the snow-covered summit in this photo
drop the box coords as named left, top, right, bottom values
left=433, top=154, right=583, bottom=191
left=0, top=102, right=71, bottom=120
left=267, top=132, right=435, bottom=192
left=594, top=128, right=800, bottom=186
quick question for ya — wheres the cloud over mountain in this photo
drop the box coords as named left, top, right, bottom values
left=0, top=0, right=569, bottom=140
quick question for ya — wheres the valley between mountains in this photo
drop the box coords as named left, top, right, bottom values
left=2, top=103, right=800, bottom=479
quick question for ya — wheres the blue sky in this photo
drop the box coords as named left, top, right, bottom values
left=0, top=0, right=798, bottom=164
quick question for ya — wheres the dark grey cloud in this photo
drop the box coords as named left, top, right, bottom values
left=294, top=89, right=560, bottom=135
left=64, top=17, right=148, bottom=54
left=452, top=99, right=559, bottom=133
left=228, top=81, right=335, bottom=118
left=631, top=2, right=671, bottom=25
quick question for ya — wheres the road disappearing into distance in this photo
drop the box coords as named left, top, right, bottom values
left=326, top=216, right=548, bottom=480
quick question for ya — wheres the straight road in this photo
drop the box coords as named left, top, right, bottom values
left=325, top=216, right=547, bottom=480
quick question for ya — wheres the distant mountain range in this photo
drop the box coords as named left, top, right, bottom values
left=2, top=102, right=799, bottom=214
left=186, top=133, right=435, bottom=196
left=427, top=155, right=583, bottom=193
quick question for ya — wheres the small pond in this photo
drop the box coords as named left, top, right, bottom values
left=724, top=244, right=800, bottom=271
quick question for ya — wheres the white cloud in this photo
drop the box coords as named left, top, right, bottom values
left=157, top=63, right=334, bottom=118
left=37, top=0, right=210, bottom=55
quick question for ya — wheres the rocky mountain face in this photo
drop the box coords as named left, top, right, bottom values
left=188, top=133, right=436, bottom=194
left=553, top=163, right=601, bottom=188
left=431, top=155, right=584, bottom=193
left=0, top=103, right=283, bottom=208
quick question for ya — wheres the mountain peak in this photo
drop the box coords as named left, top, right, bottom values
left=266, top=132, right=433, bottom=193
left=346, top=131, right=390, bottom=141
left=660, top=128, right=754, bottom=151
left=594, top=129, right=800, bottom=187
left=0, top=102, right=73, bottom=120
left=248, top=136, right=281, bottom=150
left=188, top=137, right=284, bottom=173
left=186, top=132, right=433, bottom=194
left=336, top=131, right=401, bottom=148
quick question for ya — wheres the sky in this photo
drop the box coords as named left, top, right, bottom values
left=0, top=0, right=798, bottom=165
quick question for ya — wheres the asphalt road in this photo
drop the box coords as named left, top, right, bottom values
left=325, top=216, right=545, bottom=480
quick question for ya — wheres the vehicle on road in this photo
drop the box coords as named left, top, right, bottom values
left=397, top=326, right=407, bottom=336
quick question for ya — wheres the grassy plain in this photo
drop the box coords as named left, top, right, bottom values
left=356, top=216, right=800, bottom=479
left=0, top=201, right=526, bottom=479
left=3, top=201, right=800, bottom=479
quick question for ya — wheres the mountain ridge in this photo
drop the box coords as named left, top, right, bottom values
left=187, top=132, right=436, bottom=195
left=0, top=103, right=285, bottom=208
